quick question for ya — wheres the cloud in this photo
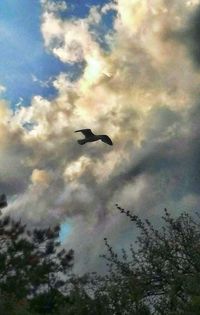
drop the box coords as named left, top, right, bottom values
left=171, top=4, right=200, bottom=67
left=1, top=0, right=200, bottom=273
left=41, top=11, right=99, bottom=64
left=41, top=0, right=67, bottom=13
left=0, top=85, right=6, bottom=94
left=31, top=169, right=51, bottom=185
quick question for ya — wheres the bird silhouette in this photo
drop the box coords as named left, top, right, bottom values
left=0, top=194, right=7, bottom=211
left=75, top=129, right=113, bottom=146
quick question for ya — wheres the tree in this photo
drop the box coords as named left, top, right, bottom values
left=0, top=215, right=74, bottom=314
left=85, top=205, right=200, bottom=315
left=3, top=205, right=200, bottom=314
left=0, top=291, right=38, bottom=315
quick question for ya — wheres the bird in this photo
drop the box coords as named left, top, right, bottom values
left=0, top=194, right=7, bottom=213
left=75, top=129, right=113, bottom=146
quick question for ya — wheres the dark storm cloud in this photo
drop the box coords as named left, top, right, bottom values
left=99, top=102, right=200, bottom=215
left=167, top=5, right=200, bottom=67
left=0, top=178, right=28, bottom=195
left=184, top=103, right=200, bottom=194
left=186, top=6, right=200, bottom=67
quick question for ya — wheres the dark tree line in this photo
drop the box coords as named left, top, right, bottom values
left=1, top=205, right=200, bottom=314
left=0, top=216, right=73, bottom=314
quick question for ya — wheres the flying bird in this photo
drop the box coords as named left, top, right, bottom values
left=0, top=194, right=7, bottom=212
left=75, top=129, right=113, bottom=146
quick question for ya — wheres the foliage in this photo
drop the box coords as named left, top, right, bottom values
left=0, top=215, right=73, bottom=314
left=93, top=205, right=200, bottom=314
left=2, top=206, right=200, bottom=314
left=0, top=292, right=39, bottom=315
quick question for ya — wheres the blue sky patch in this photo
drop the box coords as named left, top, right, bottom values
left=59, top=221, right=72, bottom=243
left=89, top=9, right=116, bottom=51
left=0, top=0, right=115, bottom=108
left=59, top=0, right=114, bottom=19
left=0, top=0, right=69, bottom=107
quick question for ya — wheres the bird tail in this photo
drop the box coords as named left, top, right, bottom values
left=77, top=139, right=86, bottom=145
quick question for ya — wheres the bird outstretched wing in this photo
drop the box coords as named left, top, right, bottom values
left=100, top=135, right=113, bottom=146
left=75, top=129, right=95, bottom=138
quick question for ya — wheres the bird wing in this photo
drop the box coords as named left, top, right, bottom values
left=100, top=135, right=113, bottom=146
left=75, top=129, right=94, bottom=138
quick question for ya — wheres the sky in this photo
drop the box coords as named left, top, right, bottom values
left=1, top=0, right=200, bottom=274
